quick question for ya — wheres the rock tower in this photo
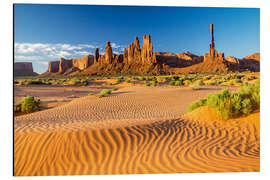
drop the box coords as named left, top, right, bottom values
left=204, top=24, right=224, bottom=62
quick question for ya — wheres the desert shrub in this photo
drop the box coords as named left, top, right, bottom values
left=138, top=76, right=145, bottom=81
left=172, top=76, right=179, bottom=80
left=114, top=78, right=122, bottom=85
left=88, top=92, right=94, bottom=96
left=150, top=80, right=157, bottom=86
left=184, top=80, right=192, bottom=86
left=14, top=80, right=19, bottom=84
left=125, top=79, right=131, bottom=83
left=98, top=89, right=111, bottom=98
left=112, top=88, right=118, bottom=91
left=204, top=80, right=216, bottom=86
left=169, top=80, right=176, bottom=86
left=193, top=80, right=204, bottom=86
left=174, top=80, right=183, bottom=86
left=188, top=98, right=207, bottom=112
left=156, top=77, right=167, bottom=83
left=187, top=83, right=260, bottom=119
left=20, top=96, right=41, bottom=113
left=144, top=81, right=151, bottom=86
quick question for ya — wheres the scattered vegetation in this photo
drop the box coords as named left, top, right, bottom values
left=14, top=72, right=258, bottom=88
left=112, top=88, right=118, bottom=91
left=15, top=96, right=41, bottom=113
left=187, top=83, right=260, bottom=119
left=98, top=89, right=111, bottom=98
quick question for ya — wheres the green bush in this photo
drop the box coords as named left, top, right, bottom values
left=150, top=80, right=157, bottom=86
left=88, top=92, right=94, bottom=96
left=187, top=83, right=260, bottom=119
left=98, top=89, right=111, bottom=98
left=174, top=80, right=183, bottom=86
left=138, top=76, right=146, bottom=81
left=188, top=98, right=207, bottom=112
left=169, top=80, right=176, bottom=86
left=156, top=77, right=167, bottom=83
left=20, top=96, right=41, bottom=113
left=125, top=79, right=131, bottom=83
left=144, top=81, right=151, bottom=86
left=112, top=88, right=118, bottom=91
left=184, top=80, right=192, bottom=85
left=193, top=80, right=204, bottom=86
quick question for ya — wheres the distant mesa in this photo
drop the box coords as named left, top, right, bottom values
left=14, top=62, right=38, bottom=77
left=41, top=24, right=260, bottom=76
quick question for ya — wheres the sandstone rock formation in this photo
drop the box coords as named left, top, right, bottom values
left=105, top=42, right=113, bottom=64
left=94, top=48, right=99, bottom=64
left=72, top=55, right=94, bottom=70
left=239, top=53, right=260, bottom=72
left=141, top=35, right=157, bottom=64
left=125, top=35, right=157, bottom=65
left=204, top=24, right=225, bottom=63
left=225, top=56, right=240, bottom=64
left=14, top=62, right=38, bottom=76
left=59, top=58, right=73, bottom=73
left=48, top=61, right=60, bottom=73
left=44, top=27, right=259, bottom=76
left=156, top=51, right=203, bottom=68
left=244, top=53, right=260, bottom=62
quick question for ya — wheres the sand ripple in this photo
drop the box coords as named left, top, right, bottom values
left=14, top=86, right=259, bottom=176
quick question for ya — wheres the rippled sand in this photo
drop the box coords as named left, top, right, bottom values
left=14, top=86, right=259, bottom=176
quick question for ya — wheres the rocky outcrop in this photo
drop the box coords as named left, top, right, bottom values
left=48, top=61, right=60, bottom=73
left=141, top=35, right=157, bottom=64
left=105, top=42, right=113, bottom=64
left=72, top=55, right=94, bottom=70
left=238, top=53, right=260, bottom=72
left=225, top=56, right=240, bottom=64
left=204, top=24, right=225, bottom=63
left=94, top=48, right=99, bottom=64
left=156, top=51, right=203, bottom=68
left=59, top=58, right=73, bottom=73
left=125, top=35, right=156, bottom=65
left=44, top=26, right=259, bottom=76
left=14, top=62, right=38, bottom=76
left=244, top=53, right=260, bottom=62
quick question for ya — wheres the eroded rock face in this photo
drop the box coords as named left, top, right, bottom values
left=14, top=62, right=38, bottom=76
left=105, top=42, right=113, bottom=64
left=225, top=56, right=240, bottom=64
left=72, top=55, right=94, bottom=70
left=127, top=43, right=134, bottom=64
left=244, top=53, right=260, bottom=62
left=48, top=61, right=60, bottom=72
left=156, top=51, right=203, bottom=68
left=123, top=48, right=128, bottom=64
left=141, top=35, right=157, bottom=64
left=204, top=24, right=225, bottom=63
left=94, top=48, right=99, bottom=64
left=59, top=58, right=73, bottom=73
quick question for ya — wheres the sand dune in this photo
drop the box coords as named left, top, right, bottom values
left=14, top=86, right=259, bottom=176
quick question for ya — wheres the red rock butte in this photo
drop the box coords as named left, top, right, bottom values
left=42, top=24, right=260, bottom=76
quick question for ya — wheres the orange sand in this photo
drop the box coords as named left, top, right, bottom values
left=14, top=86, right=259, bottom=176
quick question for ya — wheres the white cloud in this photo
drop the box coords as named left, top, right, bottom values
left=14, top=42, right=100, bottom=62
left=111, top=43, right=120, bottom=48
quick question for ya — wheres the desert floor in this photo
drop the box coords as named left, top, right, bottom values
left=14, top=84, right=260, bottom=176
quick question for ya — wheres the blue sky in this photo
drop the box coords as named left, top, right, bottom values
left=14, top=4, right=260, bottom=73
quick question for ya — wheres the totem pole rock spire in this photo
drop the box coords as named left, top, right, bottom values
left=204, top=24, right=224, bottom=62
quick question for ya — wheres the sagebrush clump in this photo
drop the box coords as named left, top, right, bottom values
left=19, top=96, right=41, bottom=113
left=98, top=89, right=111, bottom=98
left=187, top=83, right=260, bottom=119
